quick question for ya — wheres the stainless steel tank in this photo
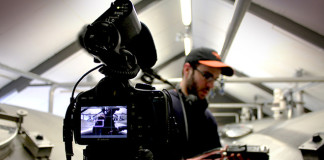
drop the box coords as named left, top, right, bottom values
left=221, top=110, right=324, bottom=160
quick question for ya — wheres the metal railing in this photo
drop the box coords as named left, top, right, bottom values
left=212, top=112, right=240, bottom=123
left=209, top=103, right=263, bottom=123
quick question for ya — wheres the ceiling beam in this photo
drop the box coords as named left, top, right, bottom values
left=220, top=0, right=324, bottom=104
left=0, top=41, right=80, bottom=99
left=227, top=0, right=324, bottom=50
left=249, top=3, right=324, bottom=50
left=221, top=0, right=251, bottom=61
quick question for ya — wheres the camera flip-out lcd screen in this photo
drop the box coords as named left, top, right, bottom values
left=80, top=106, right=127, bottom=139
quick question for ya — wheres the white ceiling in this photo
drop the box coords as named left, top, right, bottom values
left=0, top=0, right=323, bottom=117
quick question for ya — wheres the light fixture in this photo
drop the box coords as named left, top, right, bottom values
left=180, top=0, right=192, bottom=26
left=180, top=0, right=192, bottom=55
left=184, top=34, right=192, bottom=55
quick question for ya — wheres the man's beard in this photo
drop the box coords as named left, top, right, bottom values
left=186, top=72, right=199, bottom=96
left=186, top=71, right=210, bottom=100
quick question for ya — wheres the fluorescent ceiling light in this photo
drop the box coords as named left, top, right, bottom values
left=184, top=36, right=192, bottom=55
left=180, top=0, right=192, bottom=26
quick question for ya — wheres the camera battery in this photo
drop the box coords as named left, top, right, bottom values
left=23, top=131, right=54, bottom=158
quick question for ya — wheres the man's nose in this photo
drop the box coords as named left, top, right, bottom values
left=206, top=80, right=214, bottom=89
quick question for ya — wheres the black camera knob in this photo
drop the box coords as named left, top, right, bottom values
left=312, top=133, right=322, bottom=143
left=36, top=134, right=44, bottom=140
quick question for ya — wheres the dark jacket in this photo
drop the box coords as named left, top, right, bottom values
left=168, top=89, right=222, bottom=158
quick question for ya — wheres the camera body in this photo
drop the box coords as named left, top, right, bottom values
left=73, top=78, right=170, bottom=149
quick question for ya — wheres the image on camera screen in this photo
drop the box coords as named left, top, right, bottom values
left=80, top=105, right=127, bottom=139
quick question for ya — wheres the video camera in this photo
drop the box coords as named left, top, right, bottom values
left=63, top=0, right=182, bottom=159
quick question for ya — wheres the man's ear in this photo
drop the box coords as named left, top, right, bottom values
left=183, top=62, right=193, bottom=78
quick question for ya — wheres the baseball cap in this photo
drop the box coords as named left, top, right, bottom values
left=185, top=47, right=234, bottom=76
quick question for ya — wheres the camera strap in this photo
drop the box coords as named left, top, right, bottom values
left=63, top=97, right=76, bottom=160
left=62, top=64, right=104, bottom=160
left=172, top=86, right=189, bottom=142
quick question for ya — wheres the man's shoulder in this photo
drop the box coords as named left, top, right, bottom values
left=167, top=89, right=178, bottom=95
left=167, top=89, right=183, bottom=111
left=167, top=89, right=180, bottom=99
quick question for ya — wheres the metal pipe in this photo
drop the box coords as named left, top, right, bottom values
left=0, top=63, right=57, bottom=84
left=56, top=82, right=97, bottom=88
left=46, top=76, right=324, bottom=114
left=257, top=104, right=263, bottom=120
left=146, top=77, right=324, bottom=85
left=220, top=0, right=252, bottom=60
left=0, top=112, right=20, bottom=122
left=47, top=82, right=97, bottom=113
left=48, top=85, right=58, bottom=114
left=295, top=91, right=304, bottom=116
left=210, top=103, right=262, bottom=120
left=222, top=77, right=324, bottom=83
left=209, top=103, right=258, bottom=108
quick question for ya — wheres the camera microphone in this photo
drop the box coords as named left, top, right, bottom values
left=126, top=22, right=157, bottom=70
